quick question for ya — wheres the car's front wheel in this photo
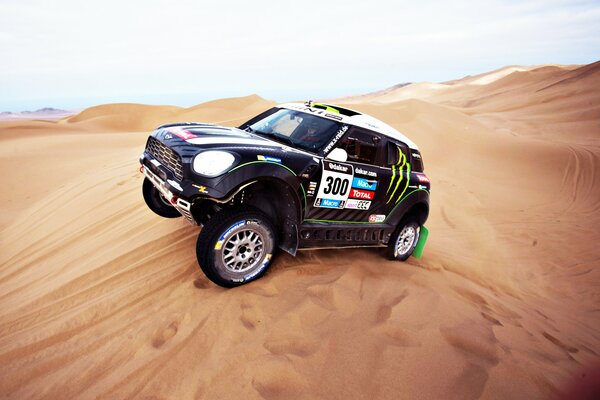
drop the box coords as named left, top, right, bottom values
left=387, top=218, right=420, bottom=261
left=196, top=206, right=277, bottom=287
left=142, top=178, right=182, bottom=218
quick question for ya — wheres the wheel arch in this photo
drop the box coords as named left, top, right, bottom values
left=235, top=177, right=303, bottom=256
left=404, top=202, right=429, bottom=225
left=386, top=189, right=430, bottom=227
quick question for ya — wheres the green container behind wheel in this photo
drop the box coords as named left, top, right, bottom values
left=413, top=226, right=429, bottom=259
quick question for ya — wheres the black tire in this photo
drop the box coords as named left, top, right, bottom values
left=387, top=218, right=420, bottom=261
left=196, top=206, right=277, bottom=287
left=142, top=178, right=182, bottom=218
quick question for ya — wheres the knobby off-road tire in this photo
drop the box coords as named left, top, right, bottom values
left=387, top=218, right=420, bottom=261
left=142, top=178, right=182, bottom=218
left=196, top=206, right=277, bottom=287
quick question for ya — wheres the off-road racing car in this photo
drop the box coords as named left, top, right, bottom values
left=140, top=102, right=430, bottom=287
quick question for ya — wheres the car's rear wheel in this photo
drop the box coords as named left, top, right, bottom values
left=196, top=206, right=277, bottom=287
left=387, top=218, right=420, bottom=261
left=142, top=178, right=182, bottom=218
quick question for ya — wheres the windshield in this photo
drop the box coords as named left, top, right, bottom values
left=249, top=109, right=342, bottom=153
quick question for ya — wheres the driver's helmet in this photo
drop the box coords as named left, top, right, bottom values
left=304, top=119, right=320, bottom=137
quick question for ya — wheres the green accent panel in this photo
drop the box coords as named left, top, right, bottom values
left=413, top=225, right=429, bottom=259
left=304, top=219, right=375, bottom=225
left=395, top=163, right=411, bottom=204
left=228, top=161, right=296, bottom=176
left=299, top=184, right=307, bottom=212
left=313, top=103, right=340, bottom=113
left=387, top=164, right=396, bottom=195
left=387, top=152, right=406, bottom=204
left=386, top=147, right=405, bottom=198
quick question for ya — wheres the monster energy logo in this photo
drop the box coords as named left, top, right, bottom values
left=386, top=147, right=411, bottom=204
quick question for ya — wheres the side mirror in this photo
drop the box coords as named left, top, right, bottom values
left=326, top=148, right=348, bottom=162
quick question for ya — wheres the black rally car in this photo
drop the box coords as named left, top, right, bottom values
left=140, top=102, right=430, bottom=287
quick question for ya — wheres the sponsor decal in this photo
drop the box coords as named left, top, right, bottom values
left=214, top=220, right=246, bottom=250
left=289, top=104, right=332, bottom=118
left=192, top=184, right=208, bottom=194
left=257, top=155, right=282, bottom=163
left=349, top=188, right=374, bottom=200
left=323, top=125, right=349, bottom=154
left=416, top=173, right=430, bottom=183
left=167, top=127, right=197, bottom=140
left=355, top=167, right=377, bottom=177
left=317, top=198, right=343, bottom=209
left=345, top=199, right=371, bottom=210
left=327, top=161, right=350, bottom=173
left=325, top=113, right=343, bottom=120
left=386, top=148, right=411, bottom=204
left=307, top=181, right=317, bottom=197
left=352, top=177, right=377, bottom=191
left=412, top=152, right=421, bottom=159
left=262, top=253, right=272, bottom=267
left=368, top=214, right=386, bottom=223
left=314, top=161, right=354, bottom=209
left=243, top=253, right=272, bottom=281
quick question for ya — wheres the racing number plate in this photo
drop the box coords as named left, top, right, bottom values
left=314, top=161, right=354, bottom=209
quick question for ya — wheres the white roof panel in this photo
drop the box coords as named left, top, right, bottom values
left=278, top=102, right=419, bottom=150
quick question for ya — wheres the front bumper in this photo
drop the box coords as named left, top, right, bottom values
left=141, top=164, right=197, bottom=225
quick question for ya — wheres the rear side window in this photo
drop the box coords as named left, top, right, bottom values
left=410, top=150, right=424, bottom=172
left=385, top=141, right=410, bottom=167
left=337, top=128, right=381, bottom=165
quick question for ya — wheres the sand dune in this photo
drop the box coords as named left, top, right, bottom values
left=1, top=65, right=599, bottom=399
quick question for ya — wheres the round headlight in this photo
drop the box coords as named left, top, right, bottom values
left=193, top=151, right=236, bottom=177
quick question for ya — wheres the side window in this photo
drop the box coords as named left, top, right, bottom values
left=337, top=128, right=381, bottom=165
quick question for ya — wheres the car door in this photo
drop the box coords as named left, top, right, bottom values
left=304, top=127, right=394, bottom=223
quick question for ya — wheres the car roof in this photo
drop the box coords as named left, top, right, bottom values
left=278, top=102, right=419, bottom=150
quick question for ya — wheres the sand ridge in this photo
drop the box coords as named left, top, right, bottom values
left=1, top=65, right=599, bottom=399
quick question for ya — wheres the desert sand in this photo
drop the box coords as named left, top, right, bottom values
left=0, top=62, right=599, bottom=399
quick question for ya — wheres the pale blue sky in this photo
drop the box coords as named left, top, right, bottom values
left=1, top=0, right=599, bottom=111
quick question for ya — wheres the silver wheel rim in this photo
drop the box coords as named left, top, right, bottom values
left=396, top=225, right=417, bottom=256
left=222, top=227, right=264, bottom=273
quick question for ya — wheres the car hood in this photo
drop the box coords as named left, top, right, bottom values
left=156, top=124, right=282, bottom=149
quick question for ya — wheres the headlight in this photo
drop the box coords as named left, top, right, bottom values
left=193, top=151, right=236, bottom=177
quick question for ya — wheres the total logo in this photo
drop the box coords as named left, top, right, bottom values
left=349, top=188, right=374, bottom=200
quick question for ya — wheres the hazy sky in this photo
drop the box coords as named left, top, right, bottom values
left=1, top=0, right=599, bottom=111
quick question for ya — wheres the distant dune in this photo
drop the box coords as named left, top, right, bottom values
left=0, top=107, right=76, bottom=122
left=1, top=63, right=599, bottom=399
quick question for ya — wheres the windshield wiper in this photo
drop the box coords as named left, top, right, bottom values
left=272, top=134, right=295, bottom=147
left=252, top=130, right=295, bottom=147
